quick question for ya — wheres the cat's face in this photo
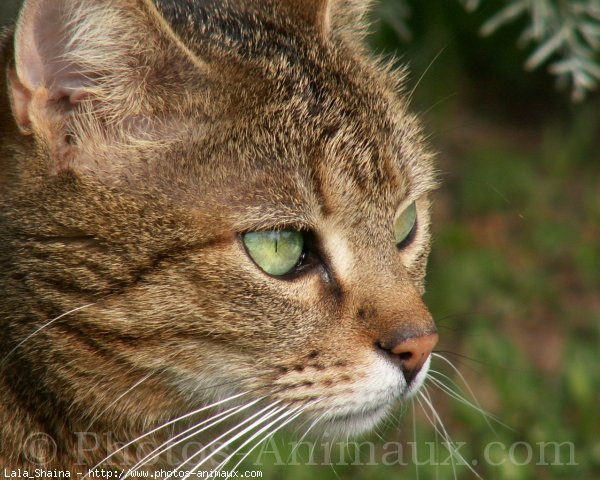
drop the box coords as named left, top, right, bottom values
left=1, top=0, right=437, bottom=461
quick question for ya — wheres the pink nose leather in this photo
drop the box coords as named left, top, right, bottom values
left=389, top=332, right=438, bottom=382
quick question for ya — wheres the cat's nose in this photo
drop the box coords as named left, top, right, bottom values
left=378, top=332, right=438, bottom=384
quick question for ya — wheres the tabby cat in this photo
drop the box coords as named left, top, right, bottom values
left=0, top=0, right=438, bottom=473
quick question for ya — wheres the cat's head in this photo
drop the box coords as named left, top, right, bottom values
left=2, top=0, right=437, bottom=446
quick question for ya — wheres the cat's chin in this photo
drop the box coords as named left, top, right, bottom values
left=319, top=402, right=392, bottom=438
left=306, top=355, right=433, bottom=438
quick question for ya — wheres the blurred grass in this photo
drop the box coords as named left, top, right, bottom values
left=1, top=0, right=599, bottom=478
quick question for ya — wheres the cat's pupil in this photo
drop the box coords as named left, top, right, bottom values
left=243, top=230, right=305, bottom=277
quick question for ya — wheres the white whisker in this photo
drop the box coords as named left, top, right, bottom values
left=427, top=372, right=509, bottom=432
left=432, top=353, right=513, bottom=433
left=0, top=303, right=96, bottom=372
left=84, top=391, right=248, bottom=478
left=287, top=408, right=329, bottom=464
left=215, top=401, right=317, bottom=473
left=210, top=406, right=297, bottom=474
left=223, top=401, right=315, bottom=475
left=124, top=399, right=262, bottom=478
left=407, top=46, right=447, bottom=105
left=418, top=389, right=483, bottom=480
left=411, top=398, right=420, bottom=480
left=171, top=401, right=285, bottom=479
left=432, top=353, right=484, bottom=404
left=85, top=371, right=155, bottom=431
left=416, top=392, right=458, bottom=480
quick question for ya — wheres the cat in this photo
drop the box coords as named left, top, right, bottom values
left=0, top=0, right=438, bottom=473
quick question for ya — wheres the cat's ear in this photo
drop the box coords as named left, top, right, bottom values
left=8, top=0, right=204, bottom=174
left=281, top=0, right=336, bottom=39
left=280, top=0, right=373, bottom=40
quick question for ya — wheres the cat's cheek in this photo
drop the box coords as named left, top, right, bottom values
left=277, top=348, right=430, bottom=437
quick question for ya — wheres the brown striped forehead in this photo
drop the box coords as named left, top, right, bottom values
left=152, top=0, right=436, bottom=231
left=180, top=114, right=429, bottom=238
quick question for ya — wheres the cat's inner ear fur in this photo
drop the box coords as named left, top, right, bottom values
left=280, top=0, right=336, bottom=39
left=8, top=0, right=204, bottom=174
left=280, top=0, right=372, bottom=40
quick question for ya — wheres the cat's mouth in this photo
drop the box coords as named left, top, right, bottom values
left=400, top=354, right=432, bottom=398
left=317, top=401, right=392, bottom=437
left=305, top=354, right=433, bottom=436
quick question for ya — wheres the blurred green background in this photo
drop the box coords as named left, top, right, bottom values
left=2, top=0, right=598, bottom=479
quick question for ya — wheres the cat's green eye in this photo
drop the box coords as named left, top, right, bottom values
left=243, top=230, right=304, bottom=276
left=394, top=201, right=417, bottom=248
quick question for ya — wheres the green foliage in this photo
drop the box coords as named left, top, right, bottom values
left=376, top=0, right=600, bottom=101
left=472, top=0, right=600, bottom=101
